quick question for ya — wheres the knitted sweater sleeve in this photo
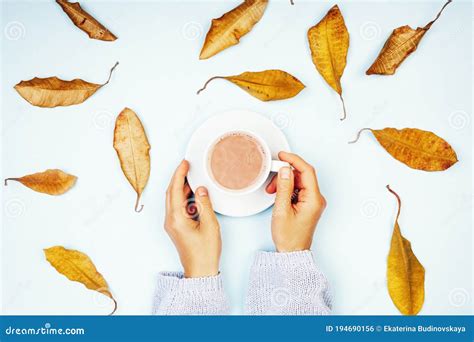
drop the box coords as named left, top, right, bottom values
left=245, top=250, right=332, bottom=315
left=152, top=272, right=230, bottom=315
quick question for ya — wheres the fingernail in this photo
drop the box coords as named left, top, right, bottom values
left=197, top=186, right=208, bottom=197
left=280, top=167, right=291, bottom=180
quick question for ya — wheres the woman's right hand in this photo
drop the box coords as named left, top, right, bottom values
left=164, top=160, right=221, bottom=278
left=266, top=152, right=326, bottom=252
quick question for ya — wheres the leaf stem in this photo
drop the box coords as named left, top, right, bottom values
left=339, top=94, right=347, bottom=121
left=424, top=0, right=452, bottom=30
left=196, top=76, right=225, bottom=95
left=135, top=194, right=144, bottom=213
left=109, top=297, right=118, bottom=316
left=4, top=178, right=20, bottom=186
left=103, top=61, right=119, bottom=85
left=386, top=185, right=401, bottom=222
left=348, top=128, right=372, bottom=144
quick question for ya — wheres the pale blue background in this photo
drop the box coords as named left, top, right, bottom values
left=1, top=0, right=472, bottom=315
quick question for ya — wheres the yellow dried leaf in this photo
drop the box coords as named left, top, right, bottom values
left=56, top=0, right=117, bottom=41
left=199, top=0, right=268, bottom=60
left=14, top=62, right=118, bottom=108
left=386, top=185, right=425, bottom=315
left=349, top=127, right=458, bottom=171
left=113, top=108, right=151, bottom=212
left=197, top=70, right=305, bottom=101
left=367, top=0, right=452, bottom=75
left=308, top=5, right=349, bottom=120
left=44, top=246, right=117, bottom=315
left=4, top=169, right=77, bottom=195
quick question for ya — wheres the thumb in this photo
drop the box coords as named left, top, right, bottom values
left=195, top=186, right=219, bottom=228
left=274, top=167, right=294, bottom=213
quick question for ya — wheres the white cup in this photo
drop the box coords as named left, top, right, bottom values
left=204, top=129, right=288, bottom=195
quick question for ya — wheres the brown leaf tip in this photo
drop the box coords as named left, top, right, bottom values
left=328, top=4, right=342, bottom=17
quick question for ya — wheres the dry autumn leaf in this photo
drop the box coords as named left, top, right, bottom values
left=308, top=5, right=349, bottom=120
left=199, top=0, right=268, bottom=60
left=44, top=246, right=117, bottom=315
left=113, top=108, right=150, bottom=212
left=4, top=169, right=77, bottom=195
left=349, top=127, right=458, bottom=171
left=56, top=0, right=117, bottom=41
left=386, top=185, right=425, bottom=315
left=197, top=70, right=305, bottom=101
left=14, top=62, right=119, bottom=108
left=366, top=0, right=452, bottom=75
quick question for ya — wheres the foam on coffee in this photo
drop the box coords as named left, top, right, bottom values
left=208, top=132, right=265, bottom=191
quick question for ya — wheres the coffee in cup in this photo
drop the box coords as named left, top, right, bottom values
left=205, top=130, right=288, bottom=195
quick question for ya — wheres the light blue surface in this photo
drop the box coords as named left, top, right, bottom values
left=1, top=0, right=472, bottom=315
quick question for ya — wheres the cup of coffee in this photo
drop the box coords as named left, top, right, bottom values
left=205, top=130, right=288, bottom=195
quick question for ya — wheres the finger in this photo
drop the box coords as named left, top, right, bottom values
left=268, top=170, right=310, bottom=194
left=194, top=186, right=219, bottom=228
left=274, top=166, right=295, bottom=213
left=265, top=174, right=277, bottom=194
left=168, top=160, right=190, bottom=207
left=278, top=151, right=320, bottom=193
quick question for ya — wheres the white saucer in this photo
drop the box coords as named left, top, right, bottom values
left=185, top=110, right=290, bottom=217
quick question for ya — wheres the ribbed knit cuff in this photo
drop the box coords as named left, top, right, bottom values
left=253, top=250, right=315, bottom=269
left=157, top=271, right=224, bottom=292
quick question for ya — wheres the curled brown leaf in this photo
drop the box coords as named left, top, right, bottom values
left=14, top=62, right=119, bottom=108
left=113, top=108, right=151, bottom=212
left=308, top=5, right=349, bottom=120
left=366, top=0, right=452, bottom=75
left=4, top=169, right=77, bottom=195
left=44, top=246, right=117, bottom=315
left=386, top=185, right=425, bottom=315
left=199, top=0, right=268, bottom=60
left=197, top=70, right=305, bottom=101
left=56, top=0, right=117, bottom=41
left=349, top=127, right=458, bottom=171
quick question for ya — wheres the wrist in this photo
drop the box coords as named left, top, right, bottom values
left=183, top=264, right=219, bottom=278
left=275, top=241, right=312, bottom=253
left=276, top=247, right=309, bottom=253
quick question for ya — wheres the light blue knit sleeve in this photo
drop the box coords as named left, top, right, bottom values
left=245, top=250, right=332, bottom=315
left=152, top=272, right=230, bottom=315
